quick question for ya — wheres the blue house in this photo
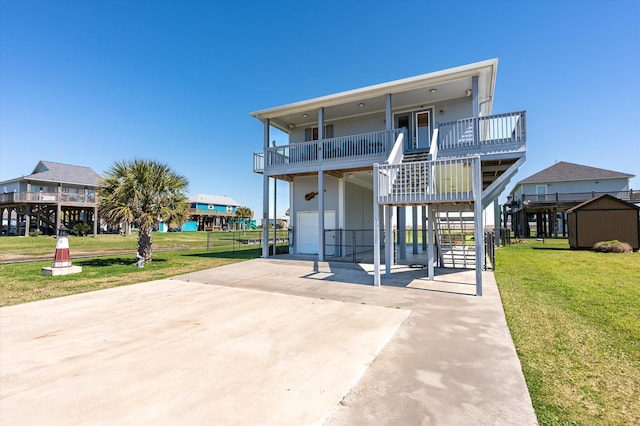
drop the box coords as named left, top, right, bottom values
left=185, top=194, right=242, bottom=231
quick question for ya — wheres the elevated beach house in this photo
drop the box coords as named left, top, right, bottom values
left=252, top=59, right=527, bottom=294
left=506, top=161, right=636, bottom=238
left=1, top=160, right=100, bottom=236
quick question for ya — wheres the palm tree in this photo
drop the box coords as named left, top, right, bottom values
left=235, top=206, right=253, bottom=232
left=98, top=159, right=189, bottom=263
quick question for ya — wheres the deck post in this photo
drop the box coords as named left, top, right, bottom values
left=428, top=205, right=434, bottom=280
left=262, top=119, right=270, bottom=258
left=422, top=206, right=427, bottom=251
left=412, top=206, right=418, bottom=254
left=318, top=170, right=324, bottom=262
left=384, top=205, right=393, bottom=277
left=373, top=164, right=381, bottom=286
left=272, top=177, right=277, bottom=256
left=397, top=207, right=406, bottom=260
left=385, top=94, right=392, bottom=130
left=473, top=157, right=483, bottom=296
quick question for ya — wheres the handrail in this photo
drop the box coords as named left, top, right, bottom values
left=428, top=128, right=439, bottom=160
left=385, top=130, right=405, bottom=165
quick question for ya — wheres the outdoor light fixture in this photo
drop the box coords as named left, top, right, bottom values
left=429, top=88, right=437, bottom=93
left=302, top=113, right=308, bottom=118
left=358, top=102, right=365, bottom=108
left=288, top=123, right=295, bottom=130
left=465, top=89, right=472, bottom=97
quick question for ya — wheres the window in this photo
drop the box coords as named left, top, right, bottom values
left=305, top=124, right=334, bottom=141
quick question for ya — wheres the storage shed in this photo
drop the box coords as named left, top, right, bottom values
left=567, top=194, right=639, bottom=250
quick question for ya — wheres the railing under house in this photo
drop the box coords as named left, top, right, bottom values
left=253, top=129, right=404, bottom=173
left=437, top=111, right=526, bottom=153
left=376, top=156, right=481, bottom=205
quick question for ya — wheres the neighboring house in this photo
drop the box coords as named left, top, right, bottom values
left=185, top=194, right=246, bottom=231
left=251, top=59, right=527, bottom=293
left=0, top=161, right=101, bottom=236
left=506, top=161, right=636, bottom=238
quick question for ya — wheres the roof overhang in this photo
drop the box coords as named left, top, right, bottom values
left=250, top=59, right=498, bottom=133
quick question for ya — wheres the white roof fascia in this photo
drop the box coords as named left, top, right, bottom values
left=250, top=59, right=498, bottom=121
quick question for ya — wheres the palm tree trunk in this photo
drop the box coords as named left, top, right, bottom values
left=138, top=224, right=153, bottom=262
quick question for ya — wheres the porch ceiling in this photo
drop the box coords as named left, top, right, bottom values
left=251, top=59, right=497, bottom=133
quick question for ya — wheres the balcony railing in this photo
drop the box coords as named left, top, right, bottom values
left=437, top=111, right=526, bottom=154
left=253, top=129, right=404, bottom=173
left=0, top=192, right=96, bottom=205
left=521, top=190, right=640, bottom=206
left=376, top=157, right=480, bottom=205
left=187, top=208, right=237, bottom=216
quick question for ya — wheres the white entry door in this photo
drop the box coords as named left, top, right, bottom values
left=297, top=210, right=336, bottom=255
left=415, top=110, right=432, bottom=150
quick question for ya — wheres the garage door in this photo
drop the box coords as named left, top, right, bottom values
left=297, top=210, right=336, bottom=255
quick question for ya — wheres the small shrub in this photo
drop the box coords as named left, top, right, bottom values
left=592, top=240, right=632, bottom=253
left=29, top=230, right=42, bottom=237
left=72, top=223, right=91, bottom=237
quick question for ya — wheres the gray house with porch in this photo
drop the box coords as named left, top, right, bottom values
left=252, top=59, right=527, bottom=295
left=0, top=161, right=100, bottom=236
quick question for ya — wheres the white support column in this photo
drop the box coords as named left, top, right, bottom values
left=494, top=198, right=500, bottom=247
left=385, top=94, right=392, bottom=130
left=428, top=205, right=435, bottom=280
left=318, top=170, right=325, bottom=262
left=473, top=157, right=483, bottom=296
left=384, top=205, right=392, bottom=277
left=422, top=206, right=427, bottom=251
left=412, top=205, right=418, bottom=254
left=472, top=75, right=479, bottom=117
left=373, top=164, right=381, bottom=286
left=397, top=207, right=406, bottom=260
left=262, top=119, right=270, bottom=258
left=272, top=177, right=277, bottom=256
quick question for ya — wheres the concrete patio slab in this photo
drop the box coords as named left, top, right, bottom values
left=176, top=258, right=537, bottom=425
left=0, top=279, right=409, bottom=425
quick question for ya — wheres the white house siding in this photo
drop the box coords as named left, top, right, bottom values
left=344, top=181, right=373, bottom=230
left=290, top=175, right=340, bottom=254
left=433, top=98, right=474, bottom=125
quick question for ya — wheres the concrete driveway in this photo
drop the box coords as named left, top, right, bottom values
left=0, top=257, right=536, bottom=425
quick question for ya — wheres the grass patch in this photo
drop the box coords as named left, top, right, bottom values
left=495, top=239, right=639, bottom=425
left=1, top=230, right=290, bottom=307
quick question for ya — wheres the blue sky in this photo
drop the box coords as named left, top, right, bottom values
left=1, top=0, right=638, bottom=217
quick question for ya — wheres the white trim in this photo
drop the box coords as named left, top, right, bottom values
left=250, top=59, right=498, bottom=120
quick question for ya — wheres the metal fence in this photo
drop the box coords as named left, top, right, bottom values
left=201, top=229, right=290, bottom=254
left=324, top=229, right=380, bottom=263
left=484, top=230, right=495, bottom=270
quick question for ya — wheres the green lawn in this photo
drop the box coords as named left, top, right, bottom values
left=495, top=239, right=640, bottom=425
left=0, top=231, right=288, bottom=306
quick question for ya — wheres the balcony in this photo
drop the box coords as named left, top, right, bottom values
left=253, top=129, right=404, bottom=175
left=436, top=111, right=526, bottom=161
left=519, top=190, right=640, bottom=209
left=254, top=112, right=526, bottom=177
left=0, top=192, right=96, bottom=205
left=376, top=157, right=481, bottom=205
